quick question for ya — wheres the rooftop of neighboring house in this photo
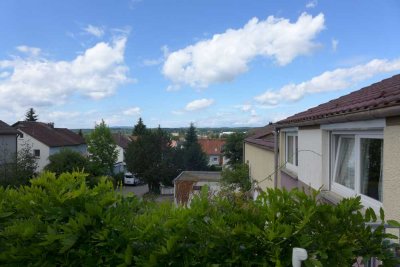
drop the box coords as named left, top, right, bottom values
left=0, top=120, right=19, bottom=135
left=244, top=124, right=275, bottom=151
left=198, top=139, right=226, bottom=155
left=276, top=74, right=400, bottom=127
left=13, top=121, right=86, bottom=147
left=112, top=133, right=130, bottom=149
left=174, top=171, right=222, bottom=183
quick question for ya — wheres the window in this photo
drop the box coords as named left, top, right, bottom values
left=34, top=149, right=40, bottom=158
left=331, top=131, right=383, bottom=205
left=19, top=133, right=24, bottom=138
left=285, top=132, right=298, bottom=171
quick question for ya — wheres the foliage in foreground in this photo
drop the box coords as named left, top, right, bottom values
left=0, top=172, right=398, bottom=266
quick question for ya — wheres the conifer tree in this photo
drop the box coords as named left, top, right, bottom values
left=24, top=108, right=38, bottom=122
left=132, top=117, right=147, bottom=136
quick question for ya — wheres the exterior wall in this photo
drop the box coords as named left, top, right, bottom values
left=297, top=128, right=323, bottom=189
left=0, top=135, right=17, bottom=164
left=208, top=154, right=221, bottom=166
left=382, top=117, right=400, bottom=222
left=244, top=143, right=275, bottom=190
left=17, top=131, right=50, bottom=172
left=279, top=130, right=298, bottom=190
left=115, top=145, right=124, bottom=163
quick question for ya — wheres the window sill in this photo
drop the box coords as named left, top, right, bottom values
left=281, top=167, right=298, bottom=180
left=320, top=190, right=343, bottom=205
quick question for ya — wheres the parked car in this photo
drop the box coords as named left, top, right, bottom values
left=124, top=172, right=139, bottom=186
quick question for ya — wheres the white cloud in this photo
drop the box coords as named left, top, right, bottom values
left=0, top=37, right=130, bottom=114
left=332, top=38, right=339, bottom=52
left=123, top=107, right=141, bottom=116
left=83, top=24, right=105, bottom=38
left=306, top=0, right=318, bottom=8
left=255, top=58, right=400, bottom=105
left=163, top=12, right=325, bottom=88
left=185, top=98, right=214, bottom=111
left=16, top=45, right=41, bottom=57
left=166, top=84, right=181, bottom=92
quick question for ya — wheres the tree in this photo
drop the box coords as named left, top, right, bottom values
left=78, top=129, right=83, bottom=137
left=0, top=143, right=37, bottom=187
left=24, top=108, right=38, bottom=122
left=87, top=120, right=118, bottom=175
left=221, top=163, right=251, bottom=192
left=223, top=132, right=246, bottom=166
left=182, top=123, right=208, bottom=171
left=45, top=149, right=89, bottom=176
left=132, top=117, right=147, bottom=136
left=125, top=122, right=181, bottom=193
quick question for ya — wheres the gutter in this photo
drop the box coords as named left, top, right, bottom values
left=273, top=128, right=279, bottom=188
left=275, top=105, right=400, bottom=129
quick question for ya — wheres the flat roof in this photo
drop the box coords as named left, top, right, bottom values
left=174, top=171, right=222, bottom=182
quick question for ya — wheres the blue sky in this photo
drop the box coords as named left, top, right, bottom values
left=1, top=0, right=400, bottom=128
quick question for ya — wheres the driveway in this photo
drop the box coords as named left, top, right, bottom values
left=119, top=184, right=149, bottom=197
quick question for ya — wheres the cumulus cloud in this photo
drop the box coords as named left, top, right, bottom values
left=255, top=58, right=400, bottom=105
left=163, top=12, right=325, bottom=88
left=16, top=45, right=41, bottom=57
left=0, top=37, right=130, bottom=113
left=306, top=0, right=318, bottom=8
left=123, top=107, right=141, bottom=116
left=83, top=24, right=105, bottom=38
left=185, top=98, right=214, bottom=111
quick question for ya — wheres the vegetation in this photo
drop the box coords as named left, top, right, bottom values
left=182, top=123, right=208, bottom=171
left=0, top=172, right=398, bottom=266
left=223, top=132, right=246, bottom=165
left=132, top=117, right=147, bottom=136
left=87, top=120, right=118, bottom=175
left=24, top=108, right=38, bottom=122
left=45, top=149, right=89, bottom=176
left=0, top=143, right=37, bottom=187
left=221, top=163, right=251, bottom=191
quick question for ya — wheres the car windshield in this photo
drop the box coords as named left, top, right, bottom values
left=125, top=175, right=133, bottom=178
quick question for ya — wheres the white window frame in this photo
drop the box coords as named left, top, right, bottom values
left=285, top=132, right=298, bottom=172
left=330, top=130, right=383, bottom=210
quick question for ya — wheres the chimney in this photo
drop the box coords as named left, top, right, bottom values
left=47, top=122, right=54, bottom=128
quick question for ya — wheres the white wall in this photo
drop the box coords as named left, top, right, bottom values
left=298, top=128, right=324, bottom=189
left=115, top=145, right=124, bottom=163
left=17, top=131, right=50, bottom=172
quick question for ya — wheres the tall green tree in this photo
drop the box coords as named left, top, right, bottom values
left=223, top=132, right=246, bottom=166
left=132, top=117, right=147, bottom=136
left=125, top=123, right=181, bottom=193
left=183, top=123, right=208, bottom=171
left=24, top=108, right=38, bottom=122
left=87, top=120, right=118, bottom=175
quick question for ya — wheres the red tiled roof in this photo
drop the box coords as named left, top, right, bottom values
left=277, top=74, right=400, bottom=126
left=112, top=133, right=130, bottom=149
left=244, top=125, right=275, bottom=151
left=13, top=121, right=86, bottom=147
left=198, top=139, right=226, bottom=155
left=0, top=120, right=19, bottom=135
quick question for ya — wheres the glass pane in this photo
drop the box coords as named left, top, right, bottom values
left=360, top=138, right=383, bottom=201
left=334, top=137, right=355, bottom=189
left=287, top=135, right=294, bottom=164
left=295, top=136, right=298, bottom=166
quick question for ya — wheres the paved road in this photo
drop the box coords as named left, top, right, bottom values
left=119, top=184, right=149, bottom=197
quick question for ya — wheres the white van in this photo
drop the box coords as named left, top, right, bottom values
left=124, top=172, right=139, bottom=186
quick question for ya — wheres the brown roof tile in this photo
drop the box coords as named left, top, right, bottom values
left=112, top=133, right=131, bottom=149
left=0, top=120, right=19, bottom=135
left=13, top=121, right=86, bottom=147
left=277, top=74, right=400, bottom=126
left=244, top=125, right=275, bottom=151
left=198, top=139, right=226, bottom=155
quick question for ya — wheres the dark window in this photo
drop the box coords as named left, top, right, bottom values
left=193, top=185, right=202, bottom=191
left=19, top=133, right=24, bottom=138
left=34, top=149, right=40, bottom=157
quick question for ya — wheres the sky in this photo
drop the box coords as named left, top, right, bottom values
left=1, top=0, right=400, bottom=129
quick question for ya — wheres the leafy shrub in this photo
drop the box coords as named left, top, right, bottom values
left=0, top=172, right=398, bottom=266
left=45, top=148, right=89, bottom=176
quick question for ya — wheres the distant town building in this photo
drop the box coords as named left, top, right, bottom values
left=198, top=138, right=227, bottom=166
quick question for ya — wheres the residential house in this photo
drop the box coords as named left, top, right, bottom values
left=174, top=171, right=222, bottom=205
left=112, top=133, right=131, bottom=173
left=198, top=138, right=226, bottom=166
left=13, top=121, right=87, bottom=172
left=244, top=125, right=275, bottom=191
left=273, top=74, right=400, bottom=222
left=0, top=120, right=19, bottom=165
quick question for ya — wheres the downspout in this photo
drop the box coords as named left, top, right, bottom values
left=274, top=127, right=279, bottom=188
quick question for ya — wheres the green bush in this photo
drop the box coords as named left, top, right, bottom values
left=0, top=172, right=398, bottom=266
